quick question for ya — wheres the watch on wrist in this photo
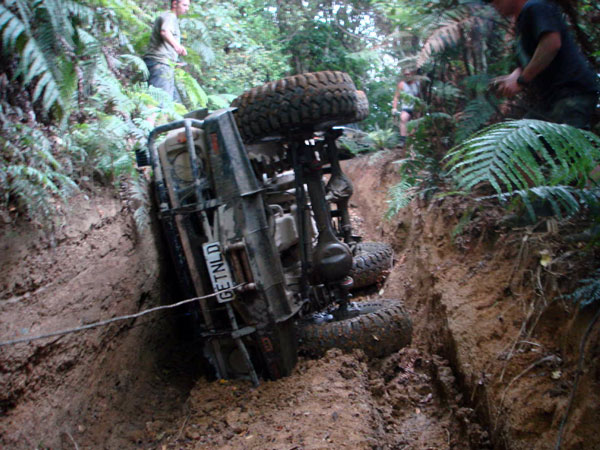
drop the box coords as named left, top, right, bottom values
left=517, top=75, right=530, bottom=87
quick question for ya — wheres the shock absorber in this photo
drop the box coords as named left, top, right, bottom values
left=300, top=141, right=353, bottom=284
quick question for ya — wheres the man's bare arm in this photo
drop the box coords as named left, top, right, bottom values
left=520, top=31, right=561, bottom=83
left=493, top=31, right=561, bottom=98
left=160, top=28, right=187, bottom=56
left=392, top=81, right=405, bottom=113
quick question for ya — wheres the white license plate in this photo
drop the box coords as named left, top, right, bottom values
left=202, top=242, right=236, bottom=303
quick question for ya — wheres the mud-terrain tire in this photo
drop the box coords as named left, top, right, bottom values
left=298, top=300, right=412, bottom=358
left=350, top=90, right=369, bottom=123
left=231, top=71, right=366, bottom=143
left=350, top=242, right=393, bottom=290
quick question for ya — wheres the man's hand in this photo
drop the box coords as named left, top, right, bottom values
left=174, top=43, right=187, bottom=56
left=491, top=68, right=523, bottom=98
left=392, top=108, right=399, bottom=115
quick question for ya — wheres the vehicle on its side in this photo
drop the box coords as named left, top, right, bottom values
left=142, top=71, right=412, bottom=383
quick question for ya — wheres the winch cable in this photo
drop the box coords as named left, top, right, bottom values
left=0, top=285, right=240, bottom=347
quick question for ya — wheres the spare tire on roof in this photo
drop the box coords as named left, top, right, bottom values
left=231, top=71, right=368, bottom=143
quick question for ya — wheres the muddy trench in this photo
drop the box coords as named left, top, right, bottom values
left=1, top=152, right=598, bottom=449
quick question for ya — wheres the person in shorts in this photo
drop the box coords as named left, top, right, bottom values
left=392, top=70, right=421, bottom=146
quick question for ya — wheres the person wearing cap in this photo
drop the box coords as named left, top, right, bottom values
left=143, top=0, right=190, bottom=102
left=489, top=0, right=598, bottom=129
left=392, top=70, right=421, bottom=146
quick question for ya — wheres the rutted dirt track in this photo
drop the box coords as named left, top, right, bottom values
left=1, top=151, right=599, bottom=449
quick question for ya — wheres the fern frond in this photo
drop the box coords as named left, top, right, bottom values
left=123, top=176, right=150, bottom=233
left=385, top=180, right=415, bottom=219
left=94, top=0, right=150, bottom=31
left=491, top=185, right=599, bottom=219
left=431, top=81, right=462, bottom=101
left=454, top=95, right=497, bottom=142
left=208, top=94, right=236, bottom=110
left=0, top=3, right=67, bottom=112
left=1, top=117, right=79, bottom=224
left=417, top=9, right=484, bottom=67
left=175, top=69, right=207, bottom=109
left=446, top=120, right=600, bottom=195
left=0, top=5, right=26, bottom=51
left=37, top=0, right=75, bottom=49
left=118, top=54, right=149, bottom=79
left=64, top=0, right=94, bottom=26
left=76, top=28, right=101, bottom=55
left=564, top=269, right=600, bottom=309
left=366, top=126, right=399, bottom=150
left=190, top=41, right=216, bottom=66
left=462, top=74, right=493, bottom=95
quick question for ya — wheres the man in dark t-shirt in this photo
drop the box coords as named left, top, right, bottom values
left=490, top=0, right=598, bottom=129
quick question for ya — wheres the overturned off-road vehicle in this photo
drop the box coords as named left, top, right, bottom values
left=142, top=71, right=412, bottom=383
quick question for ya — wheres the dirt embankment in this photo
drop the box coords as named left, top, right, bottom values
left=344, top=151, right=600, bottom=450
left=0, top=190, right=181, bottom=448
left=0, top=151, right=598, bottom=449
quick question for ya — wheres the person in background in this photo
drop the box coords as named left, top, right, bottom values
left=489, top=0, right=598, bottom=129
left=392, top=69, right=421, bottom=147
left=143, top=0, right=190, bottom=102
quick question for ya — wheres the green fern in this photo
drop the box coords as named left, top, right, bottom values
left=491, top=185, right=600, bottom=220
left=431, top=81, right=463, bottom=101
left=69, top=114, right=135, bottom=182
left=1, top=3, right=64, bottom=111
left=564, top=269, right=600, bottom=309
left=337, top=129, right=373, bottom=156
left=1, top=116, right=78, bottom=223
left=395, top=90, right=423, bottom=108
left=117, top=54, right=149, bottom=79
left=454, top=95, right=497, bottom=143
left=208, top=93, right=236, bottom=110
left=416, top=7, right=485, bottom=67
left=366, top=126, right=399, bottom=150
left=0, top=0, right=98, bottom=114
left=175, top=68, right=208, bottom=109
left=446, top=119, right=600, bottom=219
left=181, top=17, right=215, bottom=65
left=122, top=176, right=150, bottom=233
left=385, top=180, right=415, bottom=219
left=446, top=120, right=600, bottom=193
left=94, top=0, right=150, bottom=33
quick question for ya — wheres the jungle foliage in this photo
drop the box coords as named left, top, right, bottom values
left=381, top=0, right=600, bottom=226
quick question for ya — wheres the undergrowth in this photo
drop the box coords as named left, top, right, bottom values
left=565, top=269, right=600, bottom=309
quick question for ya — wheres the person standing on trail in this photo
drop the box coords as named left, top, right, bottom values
left=143, top=0, right=190, bottom=102
left=392, top=70, right=421, bottom=147
left=489, top=0, right=598, bottom=129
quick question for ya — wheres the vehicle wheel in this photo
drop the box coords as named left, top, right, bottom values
left=298, top=300, right=412, bottom=358
left=350, top=90, right=369, bottom=122
left=350, top=242, right=393, bottom=290
left=231, top=71, right=366, bottom=143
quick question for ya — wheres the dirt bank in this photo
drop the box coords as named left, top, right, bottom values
left=0, top=189, right=177, bottom=448
left=344, top=151, right=600, bottom=450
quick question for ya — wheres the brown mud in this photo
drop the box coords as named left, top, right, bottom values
left=0, top=151, right=598, bottom=449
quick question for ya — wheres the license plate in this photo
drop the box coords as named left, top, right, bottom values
left=202, top=242, right=236, bottom=303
